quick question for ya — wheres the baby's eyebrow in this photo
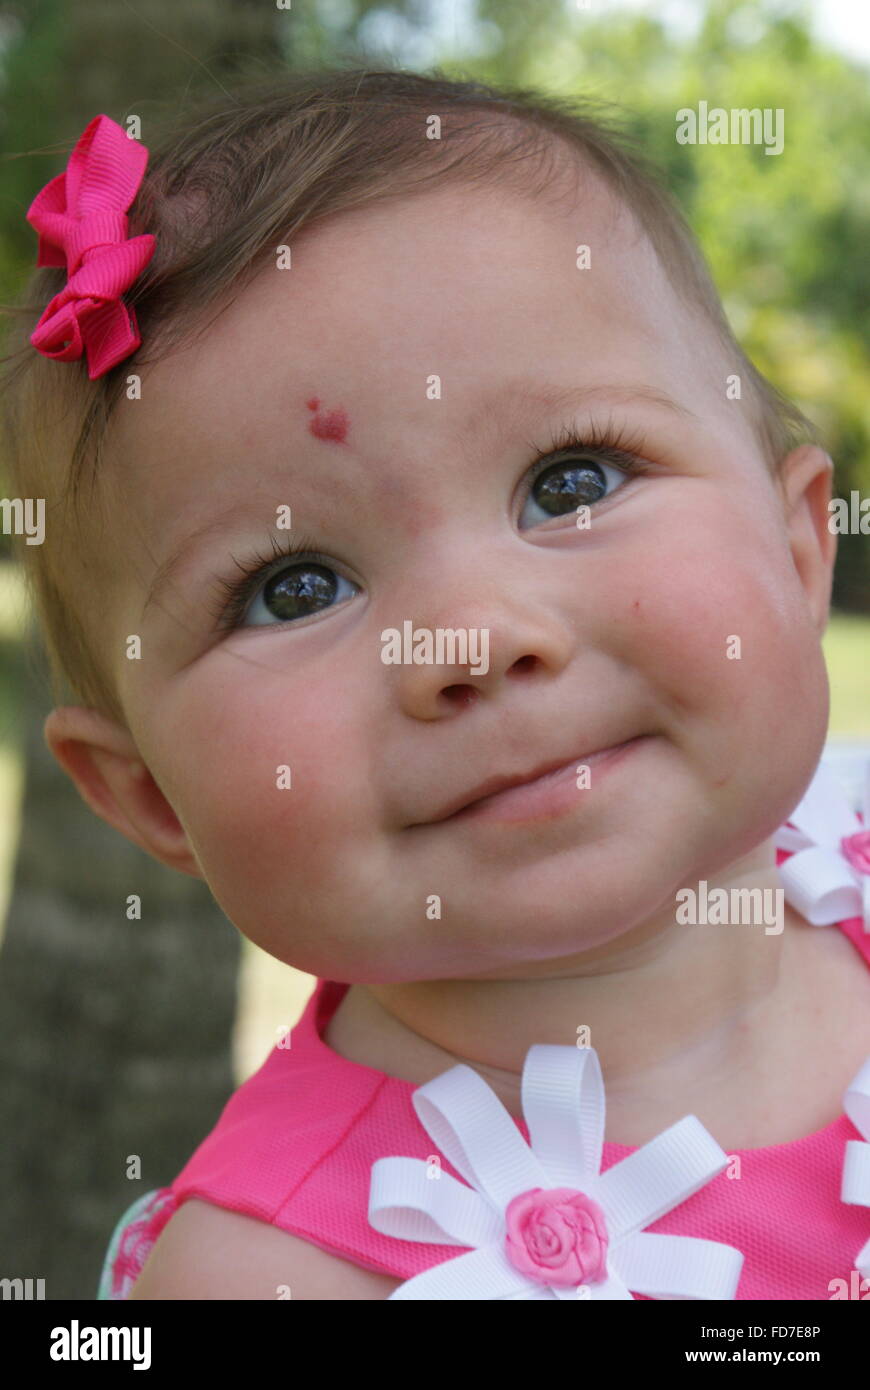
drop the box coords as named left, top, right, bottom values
left=141, top=499, right=275, bottom=620
left=498, top=379, right=696, bottom=421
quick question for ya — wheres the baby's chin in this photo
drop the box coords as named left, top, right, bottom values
left=284, top=886, right=707, bottom=983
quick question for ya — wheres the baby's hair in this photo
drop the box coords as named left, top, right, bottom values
left=0, top=64, right=820, bottom=726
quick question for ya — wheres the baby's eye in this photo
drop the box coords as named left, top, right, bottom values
left=518, top=450, right=636, bottom=529
left=239, top=559, right=359, bottom=629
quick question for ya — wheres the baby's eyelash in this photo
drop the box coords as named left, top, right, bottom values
left=523, top=415, right=651, bottom=476
left=209, top=420, right=652, bottom=631
left=209, top=530, right=326, bottom=631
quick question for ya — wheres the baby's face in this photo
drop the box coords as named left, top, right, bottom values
left=102, top=178, right=832, bottom=981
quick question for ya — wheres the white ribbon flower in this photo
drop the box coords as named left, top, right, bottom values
left=774, top=756, right=870, bottom=933
left=774, top=754, right=870, bottom=1281
left=841, top=1056, right=870, bottom=1278
left=368, top=1044, right=744, bottom=1299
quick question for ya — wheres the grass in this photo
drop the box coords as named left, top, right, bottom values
left=0, top=562, right=867, bottom=1082
left=822, top=611, right=870, bottom=735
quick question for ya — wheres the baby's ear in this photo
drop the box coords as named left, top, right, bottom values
left=777, top=443, right=837, bottom=635
left=43, top=706, right=203, bottom=879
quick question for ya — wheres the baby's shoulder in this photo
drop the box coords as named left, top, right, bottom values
left=127, top=1197, right=403, bottom=1301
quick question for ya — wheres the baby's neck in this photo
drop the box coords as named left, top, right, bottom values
left=324, top=852, right=870, bottom=1148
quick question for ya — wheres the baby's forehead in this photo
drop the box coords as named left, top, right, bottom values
left=138, top=178, right=697, bottom=403
left=288, top=170, right=662, bottom=296
left=108, top=173, right=732, bottom=541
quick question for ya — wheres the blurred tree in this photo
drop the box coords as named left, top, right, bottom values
left=0, top=0, right=280, bottom=1302
left=0, top=632, right=241, bottom=1296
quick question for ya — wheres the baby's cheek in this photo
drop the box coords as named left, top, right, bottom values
left=629, top=506, right=819, bottom=705
left=629, top=509, right=828, bottom=807
left=165, top=673, right=377, bottom=914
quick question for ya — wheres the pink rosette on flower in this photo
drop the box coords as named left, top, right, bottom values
left=505, top=1187, right=609, bottom=1287
left=842, top=830, right=870, bottom=877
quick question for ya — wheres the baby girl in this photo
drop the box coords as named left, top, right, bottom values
left=4, top=67, right=869, bottom=1301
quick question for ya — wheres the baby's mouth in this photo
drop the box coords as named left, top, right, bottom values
left=418, top=736, right=648, bottom=826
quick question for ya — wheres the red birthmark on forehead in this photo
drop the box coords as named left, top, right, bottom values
left=306, top=397, right=349, bottom=444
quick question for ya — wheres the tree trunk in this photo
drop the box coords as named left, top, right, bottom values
left=0, top=623, right=241, bottom=1298
left=0, top=0, right=290, bottom=1302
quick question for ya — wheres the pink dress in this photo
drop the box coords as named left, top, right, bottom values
left=97, top=843, right=870, bottom=1301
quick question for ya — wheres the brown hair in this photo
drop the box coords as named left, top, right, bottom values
left=0, top=64, right=820, bottom=726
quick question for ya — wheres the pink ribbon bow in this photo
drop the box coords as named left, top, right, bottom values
left=26, top=114, right=156, bottom=379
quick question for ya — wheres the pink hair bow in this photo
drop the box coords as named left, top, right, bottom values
left=26, top=114, right=156, bottom=379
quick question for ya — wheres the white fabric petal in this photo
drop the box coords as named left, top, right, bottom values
left=612, top=1231, right=744, bottom=1300
left=840, top=1054, right=870, bottom=1277
left=842, top=1140, right=870, bottom=1208
left=520, top=1044, right=605, bottom=1187
left=773, top=754, right=870, bottom=931
left=551, top=1266, right=634, bottom=1300
left=776, top=759, right=862, bottom=847
left=502, top=1284, right=558, bottom=1299
left=774, top=823, right=812, bottom=854
left=595, top=1115, right=729, bottom=1241
left=411, top=1063, right=549, bottom=1208
left=369, top=1156, right=504, bottom=1247
left=777, top=846, right=866, bottom=927
left=386, top=1243, right=535, bottom=1300
left=843, top=1055, right=870, bottom=1143
left=841, top=1055, right=870, bottom=1234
